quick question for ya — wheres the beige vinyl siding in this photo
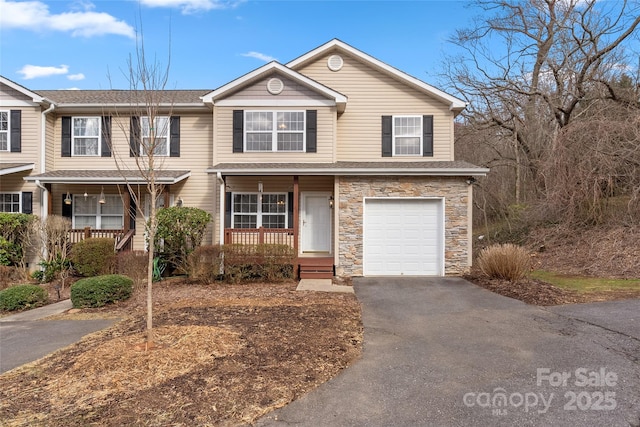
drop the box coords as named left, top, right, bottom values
left=0, top=103, right=42, bottom=218
left=0, top=84, right=30, bottom=102
left=296, top=51, right=455, bottom=162
left=214, top=106, right=335, bottom=163
left=49, top=112, right=215, bottom=251
left=45, top=113, right=55, bottom=171
left=226, top=75, right=327, bottom=101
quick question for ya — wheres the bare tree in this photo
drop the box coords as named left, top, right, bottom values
left=108, top=28, right=173, bottom=348
left=445, top=0, right=640, bottom=223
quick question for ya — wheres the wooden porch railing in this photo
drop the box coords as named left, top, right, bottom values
left=224, top=227, right=295, bottom=247
left=68, top=227, right=133, bottom=252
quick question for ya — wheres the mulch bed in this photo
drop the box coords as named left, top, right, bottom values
left=0, top=280, right=363, bottom=426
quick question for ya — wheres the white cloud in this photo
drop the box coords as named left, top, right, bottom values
left=67, top=73, right=86, bottom=81
left=17, top=64, right=69, bottom=80
left=241, top=51, right=277, bottom=63
left=0, top=0, right=135, bottom=38
left=140, top=0, right=244, bottom=14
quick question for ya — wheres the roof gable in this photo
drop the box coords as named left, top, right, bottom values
left=0, top=76, right=47, bottom=106
left=286, top=39, right=466, bottom=113
left=201, top=62, right=347, bottom=112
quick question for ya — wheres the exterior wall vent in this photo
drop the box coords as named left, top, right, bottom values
left=267, top=78, right=284, bottom=95
left=327, top=54, right=344, bottom=71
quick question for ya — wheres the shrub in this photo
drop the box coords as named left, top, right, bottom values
left=187, top=245, right=223, bottom=283
left=0, top=213, right=37, bottom=267
left=222, top=244, right=295, bottom=284
left=71, top=238, right=116, bottom=277
left=0, top=284, right=48, bottom=311
left=154, top=206, right=212, bottom=275
left=116, top=250, right=148, bottom=291
left=0, top=266, right=28, bottom=290
left=477, top=243, right=531, bottom=282
left=70, top=274, right=133, bottom=308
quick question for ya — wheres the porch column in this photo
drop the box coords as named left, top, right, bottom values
left=122, top=188, right=130, bottom=232
left=293, top=176, right=299, bottom=278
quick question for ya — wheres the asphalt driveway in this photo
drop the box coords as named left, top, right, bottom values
left=257, top=277, right=640, bottom=427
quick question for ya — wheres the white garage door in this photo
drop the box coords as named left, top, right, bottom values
left=364, top=198, right=443, bottom=276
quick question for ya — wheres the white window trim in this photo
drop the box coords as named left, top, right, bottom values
left=0, top=110, right=9, bottom=152
left=71, top=116, right=102, bottom=157
left=0, top=192, right=21, bottom=213
left=244, top=110, right=306, bottom=153
left=392, top=115, right=423, bottom=157
left=141, top=116, right=170, bottom=157
left=72, top=194, right=124, bottom=229
left=231, top=192, right=288, bottom=228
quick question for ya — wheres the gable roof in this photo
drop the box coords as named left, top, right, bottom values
left=201, top=62, right=348, bottom=113
left=0, top=76, right=48, bottom=105
left=286, top=39, right=467, bottom=114
left=36, top=90, right=208, bottom=107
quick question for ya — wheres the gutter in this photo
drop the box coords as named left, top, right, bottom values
left=217, top=172, right=224, bottom=245
left=34, top=179, right=48, bottom=222
left=39, top=101, right=55, bottom=221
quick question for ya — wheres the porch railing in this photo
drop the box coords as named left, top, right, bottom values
left=68, top=227, right=131, bottom=251
left=224, top=227, right=295, bottom=247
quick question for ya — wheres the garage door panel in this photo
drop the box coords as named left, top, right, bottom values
left=364, top=199, right=443, bottom=276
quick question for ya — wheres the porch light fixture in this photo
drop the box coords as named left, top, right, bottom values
left=98, top=187, right=106, bottom=204
left=329, top=196, right=334, bottom=209
left=258, top=181, right=263, bottom=193
left=64, top=192, right=72, bottom=205
left=83, top=190, right=88, bottom=200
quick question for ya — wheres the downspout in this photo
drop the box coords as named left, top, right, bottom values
left=217, top=172, right=225, bottom=245
left=40, top=101, right=56, bottom=220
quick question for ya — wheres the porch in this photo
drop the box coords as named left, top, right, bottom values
left=68, top=227, right=135, bottom=252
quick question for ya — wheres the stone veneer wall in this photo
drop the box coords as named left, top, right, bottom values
left=336, top=176, right=470, bottom=277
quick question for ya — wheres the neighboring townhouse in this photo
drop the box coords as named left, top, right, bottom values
left=6, top=39, right=488, bottom=278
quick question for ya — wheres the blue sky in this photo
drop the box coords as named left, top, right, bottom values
left=0, top=0, right=478, bottom=91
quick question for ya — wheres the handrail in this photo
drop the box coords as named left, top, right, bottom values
left=115, top=229, right=136, bottom=252
left=224, top=227, right=294, bottom=246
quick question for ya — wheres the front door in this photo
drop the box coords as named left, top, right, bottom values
left=301, top=193, right=331, bottom=253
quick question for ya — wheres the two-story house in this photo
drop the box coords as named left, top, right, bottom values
left=5, top=39, right=488, bottom=278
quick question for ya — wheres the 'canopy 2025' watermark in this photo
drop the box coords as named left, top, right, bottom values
left=462, top=367, right=618, bottom=416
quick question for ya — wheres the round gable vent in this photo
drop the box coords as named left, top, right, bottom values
left=267, top=78, right=284, bottom=95
left=327, top=54, right=344, bottom=71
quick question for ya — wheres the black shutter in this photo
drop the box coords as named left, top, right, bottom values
left=287, top=192, right=294, bottom=229
left=10, top=110, right=21, bottom=152
left=423, top=115, right=434, bottom=157
left=225, top=192, right=232, bottom=228
left=62, top=194, right=72, bottom=218
left=170, top=116, right=180, bottom=157
left=381, top=115, right=392, bottom=157
left=61, top=116, right=72, bottom=157
left=101, top=116, right=112, bottom=157
left=306, top=110, right=317, bottom=153
left=129, top=193, right=137, bottom=230
left=130, top=116, right=140, bottom=157
left=232, top=110, right=244, bottom=153
left=21, top=192, right=32, bottom=214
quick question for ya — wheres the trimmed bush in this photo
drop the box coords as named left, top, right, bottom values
left=477, top=243, right=531, bottom=282
left=0, top=284, right=48, bottom=311
left=0, top=213, right=36, bottom=267
left=70, top=274, right=133, bottom=308
left=71, top=238, right=116, bottom=277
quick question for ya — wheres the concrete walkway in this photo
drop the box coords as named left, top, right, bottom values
left=257, top=277, right=640, bottom=427
left=296, top=279, right=354, bottom=293
left=0, top=299, right=73, bottom=322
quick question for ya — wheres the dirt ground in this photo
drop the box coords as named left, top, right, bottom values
left=0, top=280, right=363, bottom=426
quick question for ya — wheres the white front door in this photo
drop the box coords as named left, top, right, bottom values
left=302, top=193, right=332, bottom=253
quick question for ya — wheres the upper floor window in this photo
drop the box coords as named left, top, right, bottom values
left=141, top=116, right=169, bottom=156
left=72, top=117, right=101, bottom=156
left=393, top=116, right=422, bottom=156
left=0, top=193, right=20, bottom=213
left=0, top=111, right=8, bottom=151
left=381, top=115, right=433, bottom=158
left=245, top=111, right=305, bottom=152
